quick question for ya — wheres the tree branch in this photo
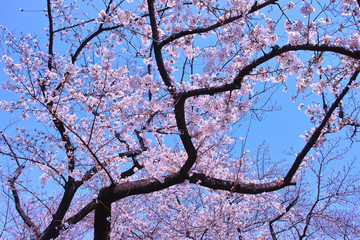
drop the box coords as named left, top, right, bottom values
left=158, top=0, right=278, bottom=48
left=2, top=133, right=41, bottom=237
left=187, top=172, right=295, bottom=194
left=268, top=195, right=300, bottom=240
left=94, top=200, right=111, bottom=240
left=284, top=70, right=359, bottom=183
left=46, top=0, right=54, bottom=71
left=233, top=44, right=360, bottom=85
left=9, top=166, right=41, bottom=237
left=174, top=94, right=198, bottom=176
left=147, top=0, right=198, bottom=177
left=65, top=169, right=296, bottom=233
left=179, top=44, right=360, bottom=100
left=71, top=25, right=122, bottom=63
left=37, top=179, right=79, bottom=240
left=64, top=199, right=97, bottom=228
left=147, top=0, right=177, bottom=94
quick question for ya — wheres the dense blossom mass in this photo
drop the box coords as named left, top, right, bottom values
left=0, top=0, right=360, bottom=239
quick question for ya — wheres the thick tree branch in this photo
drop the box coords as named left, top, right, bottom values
left=179, top=44, right=360, bottom=100
left=147, top=0, right=177, bottom=94
left=148, top=0, right=197, bottom=177
left=284, top=70, right=359, bottom=183
left=64, top=199, right=97, bottom=228
left=120, top=158, right=143, bottom=178
left=233, top=44, right=360, bottom=85
left=9, top=166, right=41, bottom=237
left=187, top=173, right=295, bottom=194
left=37, top=179, right=79, bottom=240
left=159, top=0, right=278, bottom=48
left=68, top=170, right=296, bottom=233
left=71, top=25, right=121, bottom=63
left=174, top=95, right=198, bottom=176
left=46, top=0, right=54, bottom=70
left=94, top=200, right=111, bottom=240
left=2, top=132, right=41, bottom=236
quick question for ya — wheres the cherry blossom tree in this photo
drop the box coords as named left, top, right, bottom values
left=1, top=0, right=360, bottom=239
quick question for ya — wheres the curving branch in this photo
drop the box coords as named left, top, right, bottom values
left=2, top=133, right=41, bottom=237
left=179, top=44, right=360, bottom=100
left=174, top=95, right=198, bottom=176
left=119, top=157, right=143, bottom=179
left=187, top=172, right=295, bottom=194
left=71, top=25, right=122, bottom=63
left=118, top=130, right=147, bottom=178
left=284, top=70, right=359, bottom=183
left=233, top=44, right=360, bottom=85
left=9, top=166, right=41, bottom=237
left=269, top=195, right=300, bottom=240
left=65, top=169, right=296, bottom=237
left=158, top=0, right=278, bottom=48
left=147, top=0, right=197, bottom=177
left=147, top=0, right=177, bottom=95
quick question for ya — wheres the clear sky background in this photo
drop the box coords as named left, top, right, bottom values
left=0, top=2, right=359, bottom=239
left=0, top=1, right=357, bottom=178
left=0, top=0, right=360, bottom=239
left=0, top=1, right=47, bottom=31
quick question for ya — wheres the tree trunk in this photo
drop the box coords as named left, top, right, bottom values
left=94, top=200, right=111, bottom=240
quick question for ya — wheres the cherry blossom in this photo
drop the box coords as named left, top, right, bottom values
left=0, top=0, right=360, bottom=239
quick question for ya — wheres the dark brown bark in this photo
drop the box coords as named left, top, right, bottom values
left=147, top=0, right=177, bottom=94
left=188, top=173, right=295, bottom=194
left=158, top=0, right=278, bottom=48
left=38, top=180, right=79, bottom=240
left=178, top=44, right=360, bottom=100
left=94, top=200, right=111, bottom=240
left=269, top=195, right=300, bottom=239
left=9, top=166, right=41, bottom=237
left=13, top=0, right=360, bottom=238
left=284, top=70, right=359, bottom=183
left=62, top=44, right=359, bottom=239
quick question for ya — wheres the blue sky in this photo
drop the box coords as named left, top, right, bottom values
left=0, top=1, right=46, bottom=33
left=0, top=2, right=359, bottom=238
left=0, top=0, right=321, bottom=166
left=0, top=0, right=357, bottom=178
